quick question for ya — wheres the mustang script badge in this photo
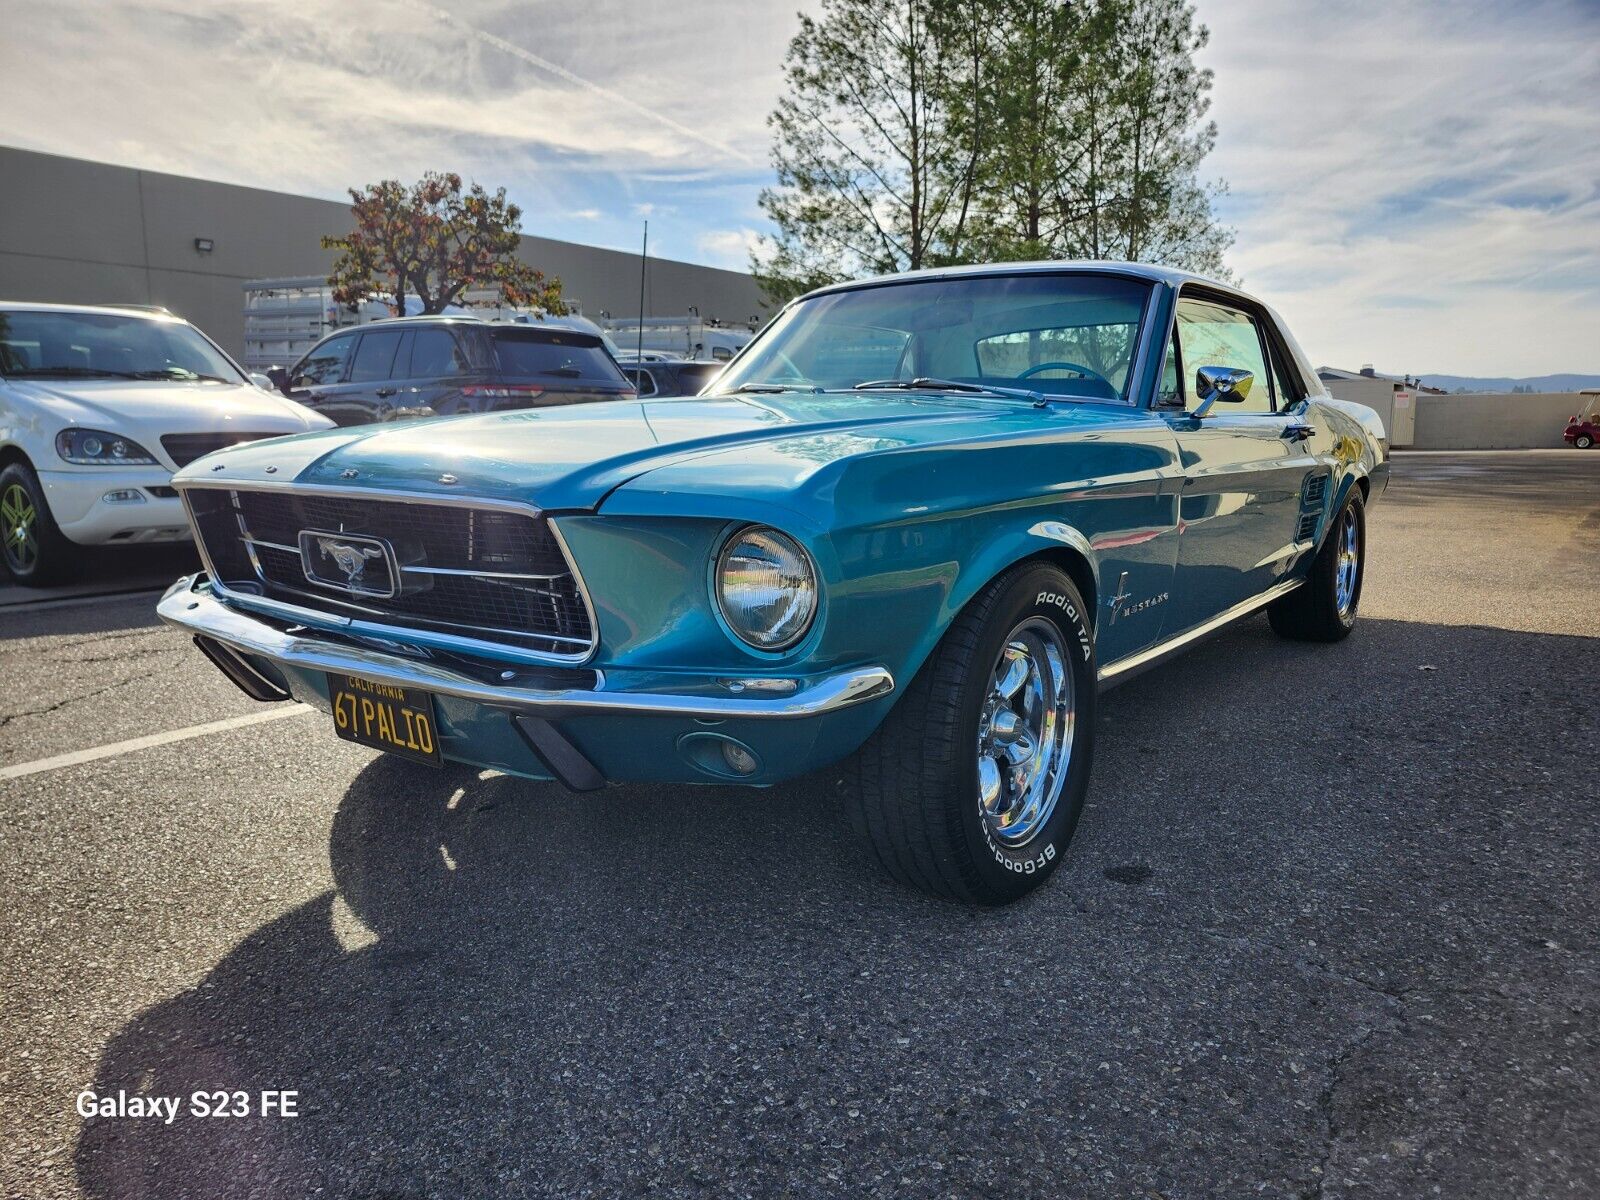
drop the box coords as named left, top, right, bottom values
left=297, top=529, right=397, bottom=598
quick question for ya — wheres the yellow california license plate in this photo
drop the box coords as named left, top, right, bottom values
left=327, top=674, right=441, bottom=766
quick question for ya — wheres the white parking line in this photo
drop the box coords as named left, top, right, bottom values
left=0, top=705, right=315, bottom=781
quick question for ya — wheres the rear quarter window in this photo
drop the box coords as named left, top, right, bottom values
left=675, top=363, right=724, bottom=394
left=491, top=330, right=626, bottom=384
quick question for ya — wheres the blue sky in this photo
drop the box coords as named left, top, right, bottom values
left=2, top=0, right=1597, bottom=376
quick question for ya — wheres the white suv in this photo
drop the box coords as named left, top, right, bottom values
left=0, top=302, right=334, bottom=585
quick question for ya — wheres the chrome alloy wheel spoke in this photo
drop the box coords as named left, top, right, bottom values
left=975, top=619, right=1077, bottom=849
left=1334, top=510, right=1360, bottom=616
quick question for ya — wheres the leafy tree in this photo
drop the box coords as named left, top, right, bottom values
left=322, top=173, right=565, bottom=316
left=1089, top=0, right=1232, bottom=274
left=958, top=0, right=1104, bottom=262
left=755, top=0, right=1232, bottom=292
left=753, top=0, right=985, bottom=303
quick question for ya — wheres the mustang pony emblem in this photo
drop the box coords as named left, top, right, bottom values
left=316, top=536, right=383, bottom=585
left=297, top=529, right=396, bottom=596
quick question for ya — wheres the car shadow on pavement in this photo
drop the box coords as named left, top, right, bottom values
left=72, top=615, right=1600, bottom=1199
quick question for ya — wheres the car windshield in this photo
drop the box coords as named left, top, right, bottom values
left=490, top=328, right=627, bottom=384
left=711, top=272, right=1151, bottom=402
left=0, top=310, right=244, bottom=383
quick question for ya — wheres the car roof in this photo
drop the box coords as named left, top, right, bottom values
left=356, top=316, right=603, bottom=338
left=0, top=299, right=190, bottom=323
left=798, top=259, right=1249, bottom=304
left=359, top=315, right=484, bottom=330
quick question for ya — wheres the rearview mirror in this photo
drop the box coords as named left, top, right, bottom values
left=1193, top=365, right=1253, bottom=417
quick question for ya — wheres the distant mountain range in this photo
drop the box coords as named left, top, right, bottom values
left=1415, top=373, right=1600, bottom=394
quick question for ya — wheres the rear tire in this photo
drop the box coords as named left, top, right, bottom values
left=844, top=562, right=1096, bottom=905
left=1268, top=490, right=1365, bottom=643
left=1576, top=434, right=1595, bottom=449
left=1, top=461, right=75, bottom=586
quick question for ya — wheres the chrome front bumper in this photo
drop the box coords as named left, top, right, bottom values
left=157, top=574, right=895, bottom=720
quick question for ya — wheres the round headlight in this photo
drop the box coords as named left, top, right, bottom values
left=715, top=526, right=818, bottom=651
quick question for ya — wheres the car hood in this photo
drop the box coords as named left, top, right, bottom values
left=172, top=392, right=1134, bottom=511
left=10, top=379, right=330, bottom=449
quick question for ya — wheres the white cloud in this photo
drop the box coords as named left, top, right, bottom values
left=1197, top=0, right=1600, bottom=375
left=0, top=0, right=793, bottom=209
left=696, top=228, right=762, bottom=270
left=1, top=0, right=1594, bottom=374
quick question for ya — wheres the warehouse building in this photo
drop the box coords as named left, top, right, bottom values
left=0, top=146, right=767, bottom=360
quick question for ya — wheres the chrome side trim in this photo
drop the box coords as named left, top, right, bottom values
left=1097, top=577, right=1302, bottom=689
left=1251, top=540, right=1314, bottom=571
left=175, top=480, right=602, bottom=666
left=159, top=575, right=894, bottom=720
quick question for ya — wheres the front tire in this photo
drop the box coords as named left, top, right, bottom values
left=1, top=461, right=75, bottom=586
left=845, top=562, right=1096, bottom=905
left=1576, top=434, right=1595, bottom=449
left=1269, top=490, right=1365, bottom=642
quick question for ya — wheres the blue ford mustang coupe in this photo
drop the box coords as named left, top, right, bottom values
left=160, top=263, right=1388, bottom=904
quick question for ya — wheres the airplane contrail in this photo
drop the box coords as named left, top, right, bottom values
left=397, top=0, right=754, bottom=165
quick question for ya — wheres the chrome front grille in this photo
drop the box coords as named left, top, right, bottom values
left=183, top=486, right=594, bottom=659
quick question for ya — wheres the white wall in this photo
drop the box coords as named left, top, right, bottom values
left=1409, top=393, right=1587, bottom=450
left=0, top=146, right=768, bottom=358
left=1325, top=378, right=1402, bottom=443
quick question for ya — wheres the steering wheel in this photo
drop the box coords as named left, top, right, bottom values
left=1016, top=360, right=1113, bottom=389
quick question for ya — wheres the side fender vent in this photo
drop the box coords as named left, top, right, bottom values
left=1297, top=473, right=1330, bottom=542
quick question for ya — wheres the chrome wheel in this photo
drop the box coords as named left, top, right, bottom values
left=976, top=616, right=1075, bottom=848
left=2, top=482, right=37, bottom=573
left=1334, top=505, right=1361, bottom=618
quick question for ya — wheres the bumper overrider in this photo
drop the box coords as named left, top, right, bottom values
left=158, top=574, right=896, bottom=789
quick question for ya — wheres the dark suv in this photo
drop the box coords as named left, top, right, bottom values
left=268, top=317, right=635, bottom=426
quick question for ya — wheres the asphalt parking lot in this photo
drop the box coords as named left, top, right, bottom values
left=2, top=450, right=1596, bottom=1199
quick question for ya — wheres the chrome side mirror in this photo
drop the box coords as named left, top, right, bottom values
left=1192, top=365, right=1253, bottom=417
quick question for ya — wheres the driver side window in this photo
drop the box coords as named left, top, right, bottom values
left=1175, top=297, right=1273, bottom=414
left=293, top=333, right=355, bottom=388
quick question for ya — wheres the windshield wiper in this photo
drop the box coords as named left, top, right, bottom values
left=8, top=366, right=138, bottom=379
left=539, top=367, right=582, bottom=377
left=132, top=368, right=234, bottom=383
left=853, top=377, right=1044, bottom=404
left=730, top=382, right=822, bottom=394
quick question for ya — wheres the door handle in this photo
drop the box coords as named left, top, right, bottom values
left=1281, top=422, right=1316, bottom=442
left=375, top=387, right=398, bottom=398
